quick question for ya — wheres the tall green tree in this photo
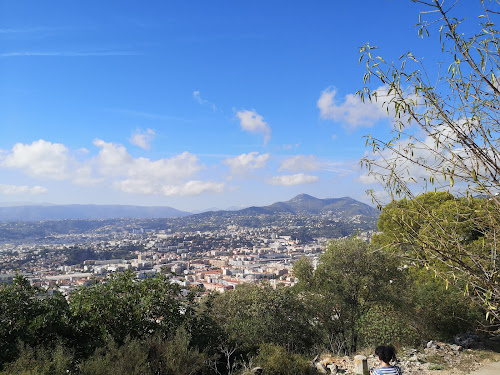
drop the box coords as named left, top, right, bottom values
left=294, top=237, right=403, bottom=354
left=359, top=0, right=500, bottom=320
left=0, top=276, right=72, bottom=368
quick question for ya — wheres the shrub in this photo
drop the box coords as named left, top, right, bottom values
left=0, top=343, right=73, bottom=375
left=357, top=305, right=420, bottom=348
left=78, top=337, right=150, bottom=375
left=252, top=343, right=315, bottom=375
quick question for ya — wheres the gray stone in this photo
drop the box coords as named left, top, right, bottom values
left=354, top=355, right=369, bottom=375
left=454, top=332, right=480, bottom=348
left=327, top=363, right=338, bottom=374
left=426, top=340, right=440, bottom=349
left=450, top=344, right=463, bottom=352
left=315, top=362, right=328, bottom=374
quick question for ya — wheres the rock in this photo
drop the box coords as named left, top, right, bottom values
left=327, top=363, right=338, bottom=374
left=315, top=362, right=328, bottom=374
left=250, top=367, right=264, bottom=374
left=354, top=355, right=369, bottom=375
left=426, top=340, right=440, bottom=349
left=454, top=332, right=480, bottom=348
left=450, top=344, right=463, bottom=352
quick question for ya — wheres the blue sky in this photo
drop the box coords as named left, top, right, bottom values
left=0, top=0, right=481, bottom=211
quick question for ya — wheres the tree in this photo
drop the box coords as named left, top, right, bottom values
left=69, top=271, right=184, bottom=356
left=0, top=276, right=72, bottom=368
left=209, top=284, right=316, bottom=354
left=293, top=237, right=404, bottom=354
left=359, top=0, right=500, bottom=320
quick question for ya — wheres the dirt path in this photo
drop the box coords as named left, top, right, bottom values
left=467, top=361, right=500, bottom=375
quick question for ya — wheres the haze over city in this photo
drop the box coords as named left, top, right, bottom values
left=0, top=0, right=482, bottom=211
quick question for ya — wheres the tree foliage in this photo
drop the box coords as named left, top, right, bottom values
left=208, top=283, right=316, bottom=354
left=359, top=0, right=500, bottom=320
left=69, top=271, right=185, bottom=355
left=294, top=237, right=404, bottom=354
left=0, top=276, right=72, bottom=367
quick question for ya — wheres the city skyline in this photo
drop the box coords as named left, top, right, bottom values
left=0, top=0, right=480, bottom=211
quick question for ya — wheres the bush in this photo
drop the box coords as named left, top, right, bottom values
left=78, top=337, right=150, bottom=375
left=357, top=305, right=419, bottom=348
left=252, top=343, right=316, bottom=375
left=79, top=328, right=208, bottom=375
left=146, top=328, right=207, bottom=375
left=409, top=270, right=483, bottom=340
left=0, top=343, right=73, bottom=375
left=209, top=284, right=316, bottom=353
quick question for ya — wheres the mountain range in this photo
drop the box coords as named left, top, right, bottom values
left=0, top=204, right=190, bottom=221
left=197, top=194, right=379, bottom=219
left=0, top=194, right=379, bottom=222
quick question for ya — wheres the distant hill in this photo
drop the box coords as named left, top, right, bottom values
left=0, top=204, right=190, bottom=221
left=0, top=194, right=378, bottom=224
left=0, top=195, right=379, bottom=240
left=195, top=194, right=379, bottom=220
left=230, top=194, right=379, bottom=218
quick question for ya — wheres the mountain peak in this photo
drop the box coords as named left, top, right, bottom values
left=289, top=193, right=317, bottom=202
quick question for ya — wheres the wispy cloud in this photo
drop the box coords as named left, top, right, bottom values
left=111, top=109, right=190, bottom=122
left=279, top=155, right=319, bottom=172
left=193, top=91, right=217, bottom=111
left=0, top=27, right=58, bottom=34
left=0, top=50, right=141, bottom=57
left=0, top=184, right=48, bottom=195
left=179, top=33, right=264, bottom=43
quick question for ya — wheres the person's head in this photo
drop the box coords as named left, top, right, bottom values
left=375, top=345, right=397, bottom=364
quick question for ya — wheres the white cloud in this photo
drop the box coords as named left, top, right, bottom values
left=0, top=184, right=48, bottom=195
left=357, top=125, right=480, bottom=191
left=93, top=139, right=224, bottom=196
left=223, top=152, right=270, bottom=173
left=162, top=180, right=224, bottom=196
left=93, top=139, right=132, bottom=176
left=318, top=86, right=398, bottom=130
left=2, top=139, right=69, bottom=180
left=117, top=179, right=224, bottom=196
left=94, top=139, right=202, bottom=181
left=268, top=173, right=319, bottom=186
left=236, top=109, right=271, bottom=144
left=279, top=155, right=319, bottom=172
left=193, top=91, right=216, bottom=111
left=1, top=138, right=226, bottom=198
left=193, top=90, right=207, bottom=105
left=129, top=128, right=155, bottom=150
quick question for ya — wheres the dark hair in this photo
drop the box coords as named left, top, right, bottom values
left=375, top=345, right=397, bottom=364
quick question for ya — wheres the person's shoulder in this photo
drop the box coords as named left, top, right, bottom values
left=372, top=367, right=402, bottom=375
